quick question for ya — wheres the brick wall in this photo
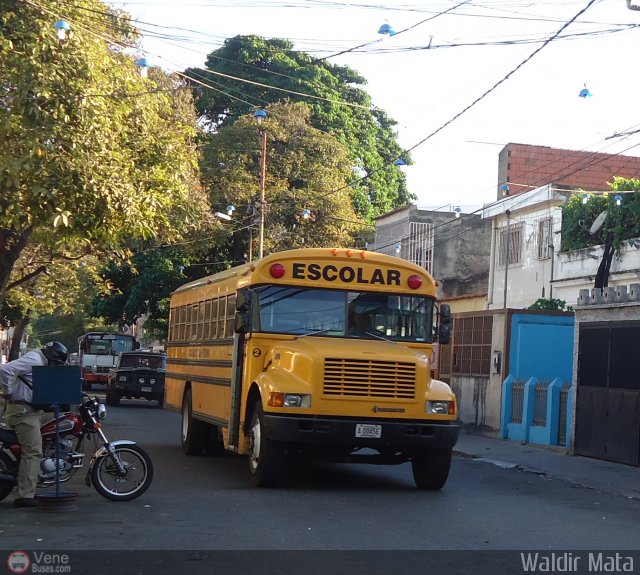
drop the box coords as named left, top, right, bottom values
left=497, top=143, right=640, bottom=198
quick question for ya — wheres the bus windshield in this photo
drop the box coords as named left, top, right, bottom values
left=82, top=334, right=137, bottom=355
left=254, top=286, right=435, bottom=343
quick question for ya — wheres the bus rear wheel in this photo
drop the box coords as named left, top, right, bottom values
left=411, top=448, right=452, bottom=490
left=248, top=403, right=284, bottom=487
left=181, top=388, right=207, bottom=455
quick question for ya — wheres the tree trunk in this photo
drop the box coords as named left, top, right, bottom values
left=594, top=235, right=614, bottom=290
left=0, top=227, right=33, bottom=310
left=8, top=308, right=32, bottom=361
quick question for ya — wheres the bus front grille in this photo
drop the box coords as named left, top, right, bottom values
left=323, top=358, right=416, bottom=399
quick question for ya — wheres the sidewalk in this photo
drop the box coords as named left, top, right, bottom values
left=454, top=428, right=640, bottom=500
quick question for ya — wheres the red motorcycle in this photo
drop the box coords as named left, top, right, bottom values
left=0, top=395, right=153, bottom=502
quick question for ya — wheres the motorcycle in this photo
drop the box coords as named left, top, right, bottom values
left=0, top=394, right=153, bottom=502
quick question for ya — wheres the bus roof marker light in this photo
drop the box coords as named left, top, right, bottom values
left=360, top=252, right=366, bottom=258
left=269, top=263, right=285, bottom=278
left=407, top=275, right=422, bottom=289
left=346, top=250, right=353, bottom=257
left=332, top=249, right=338, bottom=256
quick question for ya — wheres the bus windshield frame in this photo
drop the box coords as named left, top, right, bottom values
left=253, top=286, right=436, bottom=343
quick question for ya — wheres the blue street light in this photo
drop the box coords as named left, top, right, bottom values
left=378, top=23, right=397, bottom=36
left=54, top=20, right=70, bottom=42
left=614, top=194, right=623, bottom=206
left=136, top=58, right=150, bottom=77
left=579, top=84, right=592, bottom=98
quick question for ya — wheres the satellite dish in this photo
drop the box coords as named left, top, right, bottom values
left=589, top=211, right=607, bottom=234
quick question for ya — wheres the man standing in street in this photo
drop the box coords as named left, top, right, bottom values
left=0, top=341, right=68, bottom=508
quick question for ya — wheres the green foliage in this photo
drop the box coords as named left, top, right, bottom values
left=0, top=0, right=207, bottom=312
left=187, top=35, right=413, bottom=222
left=561, top=179, right=640, bottom=253
left=527, top=298, right=570, bottom=311
left=88, top=243, right=224, bottom=341
left=203, top=100, right=366, bottom=258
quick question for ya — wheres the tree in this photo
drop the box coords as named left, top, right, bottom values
left=0, top=0, right=206, bottom=312
left=561, top=180, right=640, bottom=288
left=187, top=35, right=413, bottom=221
left=201, top=100, right=365, bottom=262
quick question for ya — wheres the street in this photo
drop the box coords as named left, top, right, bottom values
left=1, top=397, right=639, bottom=573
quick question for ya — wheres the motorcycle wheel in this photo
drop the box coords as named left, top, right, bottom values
left=0, top=452, right=17, bottom=502
left=90, top=444, right=153, bottom=501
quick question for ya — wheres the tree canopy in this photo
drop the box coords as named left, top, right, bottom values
left=187, top=35, right=413, bottom=222
left=0, top=0, right=207, bottom=311
left=202, top=100, right=365, bottom=263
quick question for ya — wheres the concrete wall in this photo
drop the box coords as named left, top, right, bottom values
left=484, top=185, right=569, bottom=309
left=452, top=311, right=506, bottom=434
left=373, top=205, right=491, bottom=302
left=554, top=241, right=640, bottom=306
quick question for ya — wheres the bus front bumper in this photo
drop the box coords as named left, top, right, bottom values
left=262, top=414, right=459, bottom=450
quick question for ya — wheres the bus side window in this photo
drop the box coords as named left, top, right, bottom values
left=216, top=297, right=226, bottom=339
left=226, top=294, right=236, bottom=337
left=204, top=300, right=212, bottom=339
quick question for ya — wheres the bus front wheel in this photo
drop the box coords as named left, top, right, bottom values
left=181, top=388, right=207, bottom=455
left=248, top=403, right=284, bottom=487
left=411, top=448, right=452, bottom=490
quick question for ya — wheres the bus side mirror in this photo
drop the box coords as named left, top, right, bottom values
left=438, top=304, right=451, bottom=345
left=236, top=288, right=251, bottom=313
left=234, top=312, right=250, bottom=334
left=235, top=288, right=253, bottom=334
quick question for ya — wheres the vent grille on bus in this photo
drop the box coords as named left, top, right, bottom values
left=323, top=358, right=416, bottom=399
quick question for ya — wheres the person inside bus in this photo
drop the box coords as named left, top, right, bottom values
left=349, top=310, right=376, bottom=337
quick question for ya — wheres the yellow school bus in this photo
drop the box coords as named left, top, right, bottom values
left=165, top=247, right=458, bottom=489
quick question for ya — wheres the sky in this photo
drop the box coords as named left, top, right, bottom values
left=107, top=0, right=640, bottom=212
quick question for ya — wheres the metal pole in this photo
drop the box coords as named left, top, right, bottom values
left=502, top=210, right=511, bottom=309
left=258, top=129, right=267, bottom=259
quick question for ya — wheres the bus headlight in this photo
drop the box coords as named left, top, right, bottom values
left=426, top=400, right=455, bottom=415
left=268, top=392, right=311, bottom=408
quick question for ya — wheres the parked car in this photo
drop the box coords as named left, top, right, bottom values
left=106, top=351, right=166, bottom=407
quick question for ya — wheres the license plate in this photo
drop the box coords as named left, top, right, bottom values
left=355, top=424, right=382, bottom=438
left=141, top=386, right=152, bottom=392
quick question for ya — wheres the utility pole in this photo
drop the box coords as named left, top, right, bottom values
left=253, top=109, right=267, bottom=259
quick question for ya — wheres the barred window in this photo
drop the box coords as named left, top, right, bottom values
left=498, top=223, right=523, bottom=266
left=452, top=314, right=493, bottom=376
left=537, top=218, right=552, bottom=260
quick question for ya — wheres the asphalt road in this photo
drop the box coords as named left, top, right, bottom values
left=1, top=396, right=639, bottom=574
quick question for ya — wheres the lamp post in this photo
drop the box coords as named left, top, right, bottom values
left=254, top=109, right=267, bottom=258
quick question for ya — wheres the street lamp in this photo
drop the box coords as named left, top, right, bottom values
left=254, top=109, right=267, bottom=258
left=54, top=20, right=70, bottom=42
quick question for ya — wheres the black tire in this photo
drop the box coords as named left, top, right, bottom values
left=0, top=451, right=17, bottom=502
left=411, top=448, right=452, bottom=490
left=181, top=388, right=207, bottom=455
left=247, top=402, right=284, bottom=487
left=82, top=380, right=92, bottom=392
left=90, top=443, right=153, bottom=501
left=157, top=396, right=164, bottom=409
left=106, top=389, right=120, bottom=407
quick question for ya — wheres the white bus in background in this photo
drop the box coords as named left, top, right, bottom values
left=78, top=332, right=139, bottom=391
